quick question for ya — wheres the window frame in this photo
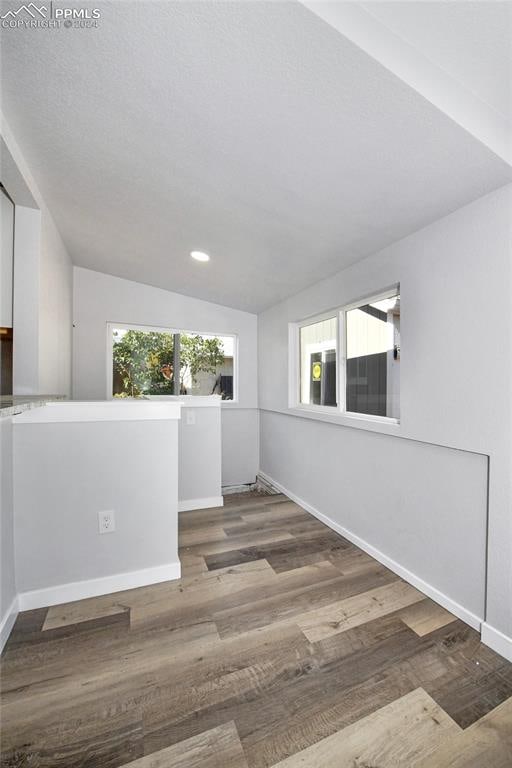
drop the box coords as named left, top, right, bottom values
left=106, top=321, right=239, bottom=404
left=295, top=309, right=340, bottom=412
left=289, top=285, right=400, bottom=425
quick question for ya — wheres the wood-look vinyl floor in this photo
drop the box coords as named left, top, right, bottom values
left=1, top=491, right=511, bottom=768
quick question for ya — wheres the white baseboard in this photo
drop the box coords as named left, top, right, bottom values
left=178, top=496, right=224, bottom=512
left=481, top=622, right=512, bottom=662
left=258, top=471, right=482, bottom=632
left=0, top=596, right=19, bottom=653
left=17, top=561, right=181, bottom=611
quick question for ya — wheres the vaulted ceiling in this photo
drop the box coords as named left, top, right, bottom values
left=1, top=1, right=511, bottom=312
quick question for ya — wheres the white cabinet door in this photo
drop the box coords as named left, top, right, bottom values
left=0, top=189, right=14, bottom=328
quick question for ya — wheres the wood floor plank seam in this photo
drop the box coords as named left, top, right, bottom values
left=1, top=490, right=511, bottom=768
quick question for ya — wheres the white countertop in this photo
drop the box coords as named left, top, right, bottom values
left=0, top=395, right=66, bottom=418
left=12, top=400, right=182, bottom=424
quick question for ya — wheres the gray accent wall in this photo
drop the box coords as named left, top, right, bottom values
left=261, top=410, right=487, bottom=619
left=258, top=184, right=512, bottom=638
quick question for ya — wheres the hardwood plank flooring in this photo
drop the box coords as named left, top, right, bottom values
left=271, top=687, right=461, bottom=767
left=416, top=695, right=512, bottom=768
left=400, top=598, right=458, bottom=637
left=122, top=721, right=248, bottom=768
left=1, top=490, right=511, bottom=768
left=295, top=579, right=425, bottom=643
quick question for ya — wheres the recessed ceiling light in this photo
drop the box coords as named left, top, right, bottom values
left=190, top=250, right=210, bottom=262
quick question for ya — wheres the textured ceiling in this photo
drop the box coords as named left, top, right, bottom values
left=1, top=1, right=511, bottom=313
left=362, top=1, right=512, bottom=123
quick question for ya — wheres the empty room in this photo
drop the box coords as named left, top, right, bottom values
left=0, top=1, right=511, bottom=766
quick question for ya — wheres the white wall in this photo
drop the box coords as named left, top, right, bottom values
left=0, top=121, right=72, bottom=648
left=0, top=190, right=14, bottom=328
left=258, top=185, right=512, bottom=646
left=149, top=396, right=223, bottom=508
left=1, top=117, right=73, bottom=397
left=221, top=407, right=259, bottom=487
left=13, top=414, right=180, bottom=605
left=178, top=403, right=222, bottom=506
left=12, top=206, right=40, bottom=394
left=38, top=210, right=73, bottom=395
left=73, top=267, right=259, bottom=486
left=0, top=415, right=17, bottom=648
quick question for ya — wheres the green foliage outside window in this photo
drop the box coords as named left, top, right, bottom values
left=112, top=330, right=225, bottom=398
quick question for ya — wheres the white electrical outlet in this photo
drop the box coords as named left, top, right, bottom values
left=186, top=410, right=196, bottom=425
left=98, top=510, right=115, bottom=534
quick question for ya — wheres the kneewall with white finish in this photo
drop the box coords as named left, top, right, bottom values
left=11, top=401, right=181, bottom=615
left=258, top=185, right=512, bottom=661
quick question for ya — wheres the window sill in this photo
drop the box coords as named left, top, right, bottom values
left=142, top=394, right=241, bottom=407
left=286, top=405, right=401, bottom=435
left=140, top=395, right=246, bottom=408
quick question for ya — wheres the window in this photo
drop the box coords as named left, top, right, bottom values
left=345, top=293, right=400, bottom=419
left=109, top=324, right=236, bottom=400
left=300, top=316, right=337, bottom=407
left=294, top=288, right=400, bottom=422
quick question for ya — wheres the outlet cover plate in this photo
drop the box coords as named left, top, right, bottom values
left=98, top=510, right=116, bottom=534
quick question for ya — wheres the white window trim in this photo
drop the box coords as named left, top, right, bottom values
left=106, top=321, right=239, bottom=404
left=289, top=285, right=400, bottom=426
